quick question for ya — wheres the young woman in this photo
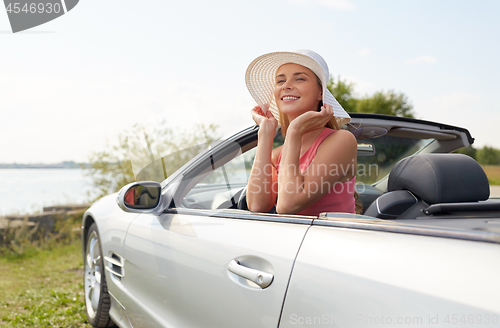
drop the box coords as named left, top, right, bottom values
left=245, top=50, right=359, bottom=215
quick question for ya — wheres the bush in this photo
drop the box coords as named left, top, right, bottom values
left=477, top=146, right=500, bottom=165
left=0, top=211, right=83, bottom=259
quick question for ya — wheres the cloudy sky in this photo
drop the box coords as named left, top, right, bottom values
left=1, top=0, right=499, bottom=163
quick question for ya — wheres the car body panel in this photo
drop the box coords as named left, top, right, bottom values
left=280, top=225, right=500, bottom=328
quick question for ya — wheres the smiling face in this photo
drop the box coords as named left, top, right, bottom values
left=273, top=63, right=323, bottom=120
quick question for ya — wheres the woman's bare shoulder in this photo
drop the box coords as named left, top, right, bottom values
left=325, top=129, right=357, bottom=146
left=318, top=129, right=357, bottom=159
left=311, top=129, right=357, bottom=179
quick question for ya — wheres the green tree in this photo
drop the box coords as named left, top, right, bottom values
left=85, top=122, right=220, bottom=199
left=356, top=91, right=414, bottom=118
left=327, top=77, right=415, bottom=118
left=327, top=76, right=357, bottom=113
left=85, top=134, right=135, bottom=199
left=477, top=146, right=500, bottom=165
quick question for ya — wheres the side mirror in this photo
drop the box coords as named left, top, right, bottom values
left=117, top=181, right=163, bottom=214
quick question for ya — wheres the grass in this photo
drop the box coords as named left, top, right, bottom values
left=0, top=238, right=91, bottom=327
left=481, top=165, right=500, bottom=185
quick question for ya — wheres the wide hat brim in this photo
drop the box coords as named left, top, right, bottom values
left=245, top=50, right=351, bottom=126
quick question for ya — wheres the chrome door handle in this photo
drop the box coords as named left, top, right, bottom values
left=228, top=260, right=274, bottom=289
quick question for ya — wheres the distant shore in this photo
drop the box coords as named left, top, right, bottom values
left=0, top=161, right=90, bottom=169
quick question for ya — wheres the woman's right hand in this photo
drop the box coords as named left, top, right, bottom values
left=248, top=103, right=279, bottom=213
left=251, top=104, right=278, bottom=133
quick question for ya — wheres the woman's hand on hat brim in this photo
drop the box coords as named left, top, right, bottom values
left=251, top=104, right=277, bottom=133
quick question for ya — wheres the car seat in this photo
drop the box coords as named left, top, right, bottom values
left=364, top=153, right=494, bottom=219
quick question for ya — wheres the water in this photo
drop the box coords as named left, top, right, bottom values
left=0, top=169, right=96, bottom=216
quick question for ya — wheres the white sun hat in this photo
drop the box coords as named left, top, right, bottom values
left=245, top=49, right=351, bottom=126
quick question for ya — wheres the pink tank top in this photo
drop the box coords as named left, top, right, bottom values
left=276, top=128, right=356, bottom=216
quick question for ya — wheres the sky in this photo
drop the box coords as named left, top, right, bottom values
left=1, top=0, right=499, bottom=164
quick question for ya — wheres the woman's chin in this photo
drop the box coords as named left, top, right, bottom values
left=279, top=105, right=314, bottom=118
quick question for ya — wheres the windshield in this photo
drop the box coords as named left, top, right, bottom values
left=356, top=135, right=434, bottom=184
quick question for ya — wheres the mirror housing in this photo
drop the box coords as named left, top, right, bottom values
left=117, top=181, right=164, bottom=215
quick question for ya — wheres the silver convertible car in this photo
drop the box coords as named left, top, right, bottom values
left=82, top=114, right=500, bottom=328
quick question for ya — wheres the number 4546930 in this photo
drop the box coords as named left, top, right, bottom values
left=5, top=3, right=61, bottom=14
left=444, top=314, right=498, bottom=325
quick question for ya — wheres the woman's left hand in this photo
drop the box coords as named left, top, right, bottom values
left=288, top=103, right=334, bottom=136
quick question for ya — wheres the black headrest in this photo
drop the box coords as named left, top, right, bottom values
left=388, top=153, right=490, bottom=204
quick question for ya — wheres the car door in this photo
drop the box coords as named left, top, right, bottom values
left=122, top=211, right=310, bottom=328
left=119, top=138, right=313, bottom=328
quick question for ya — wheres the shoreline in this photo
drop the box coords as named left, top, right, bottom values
left=0, top=204, right=90, bottom=233
left=0, top=164, right=89, bottom=169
